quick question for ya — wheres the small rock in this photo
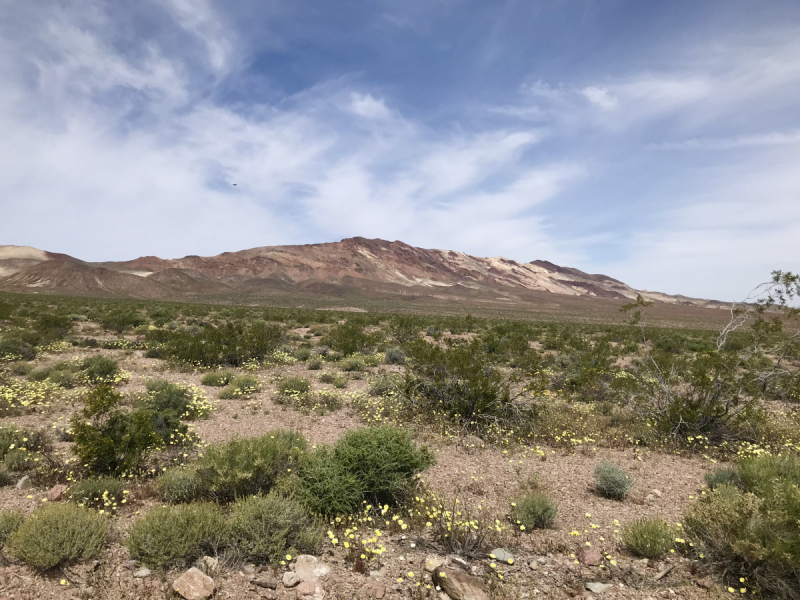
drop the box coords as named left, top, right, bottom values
left=585, top=582, right=612, bottom=594
left=122, top=560, right=137, bottom=570
left=283, top=571, right=301, bottom=588
left=425, top=555, right=446, bottom=573
left=539, top=585, right=551, bottom=594
left=243, top=564, right=255, bottom=574
left=15, top=475, right=32, bottom=490
left=696, top=577, right=713, bottom=589
left=259, top=591, right=278, bottom=600
left=173, top=567, right=215, bottom=600
left=450, top=556, right=470, bottom=570
left=252, top=575, right=278, bottom=589
left=433, top=567, right=490, bottom=600
left=196, top=556, right=219, bottom=575
left=490, top=548, right=514, bottom=564
left=361, top=581, right=386, bottom=599
left=537, top=557, right=547, bottom=565
left=47, top=484, right=68, bottom=502
left=292, top=554, right=331, bottom=582
left=133, top=568, right=151, bottom=578
left=651, top=489, right=663, bottom=498
left=296, top=580, right=325, bottom=599
left=579, top=549, right=603, bottom=567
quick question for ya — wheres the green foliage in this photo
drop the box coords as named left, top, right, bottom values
left=7, top=504, right=107, bottom=569
left=81, top=355, right=120, bottom=384
left=0, top=510, right=23, bottom=549
left=339, top=356, right=365, bottom=372
left=201, top=370, right=235, bottom=387
left=293, top=347, right=311, bottom=362
left=331, top=373, right=348, bottom=389
left=384, top=347, right=406, bottom=365
left=705, top=468, right=742, bottom=490
left=277, top=377, right=311, bottom=396
left=322, top=320, right=378, bottom=356
left=512, top=492, right=557, bottom=530
left=194, top=431, right=309, bottom=502
left=299, top=447, right=363, bottom=516
left=307, top=358, right=323, bottom=370
left=70, top=477, right=125, bottom=510
left=146, top=321, right=284, bottom=367
left=126, top=503, right=227, bottom=569
left=622, top=518, right=674, bottom=558
left=0, top=338, right=36, bottom=361
left=594, top=462, right=633, bottom=500
left=218, top=375, right=259, bottom=399
left=144, top=379, right=209, bottom=419
left=369, top=372, right=402, bottom=397
left=10, top=361, right=34, bottom=376
left=156, top=466, right=203, bottom=503
left=684, top=454, right=800, bottom=599
left=100, top=309, right=147, bottom=333
left=229, top=492, right=323, bottom=563
left=331, top=426, right=434, bottom=506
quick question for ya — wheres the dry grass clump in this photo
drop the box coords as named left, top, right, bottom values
left=512, top=492, right=557, bottom=530
left=622, top=517, right=674, bottom=558
left=594, top=461, right=634, bottom=500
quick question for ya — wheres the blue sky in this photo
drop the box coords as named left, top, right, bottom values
left=0, top=1, right=798, bottom=300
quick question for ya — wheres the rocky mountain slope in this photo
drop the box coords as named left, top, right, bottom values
left=0, top=239, right=722, bottom=307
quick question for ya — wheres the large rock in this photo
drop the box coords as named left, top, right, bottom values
left=296, top=580, right=325, bottom=599
left=579, top=549, right=603, bottom=566
left=283, top=571, right=301, bottom=588
left=424, top=555, right=446, bottom=573
left=585, top=582, right=612, bottom=594
left=173, top=567, right=215, bottom=600
left=15, top=475, right=31, bottom=490
left=292, top=555, right=330, bottom=582
left=47, top=484, right=68, bottom=502
left=432, top=568, right=490, bottom=600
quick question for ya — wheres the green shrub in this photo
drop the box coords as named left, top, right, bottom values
left=156, top=466, right=203, bottom=503
left=318, top=372, right=335, bottom=384
left=684, top=453, right=800, bottom=599
left=0, top=338, right=36, bottom=361
left=70, top=477, right=125, bottom=511
left=0, top=510, right=23, bottom=549
left=384, top=347, right=406, bottom=365
left=299, top=448, right=363, bottom=516
left=322, top=321, right=378, bottom=356
left=144, top=379, right=209, bottom=420
left=7, top=504, right=107, bottom=569
left=331, top=374, right=348, bottom=389
left=339, top=356, right=365, bottom=372
left=705, top=467, right=742, bottom=490
left=126, top=503, right=227, bottom=569
left=294, top=347, right=311, bottom=362
left=307, top=358, right=323, bottom=370
left=0, top=468, right=13, bottom=487
left=0, top=426, right=50, bottom=465
left=194, top=431, right=308, bottom=502
left=218, top=375, right=260, bottom=399
left=229, top=492, right=323, bottom=563
left=623, top=518, right=674, bottom=558
left=331, top=426, right=434, bottom=506
left=512, top=492, right=557, bottom=530
left=369, top=373, right=402, bottom=396
left=594, top=462, right=633, bottom=500
left=28, top=368, right=51, bottom=382
left=277, top=377, right=311, bottom=396
left=201, top=370, right=235, bottom=387
left=10, top=361, right=34, bottom=376
left=81, top=355, right=120, bottom=384
left=48, top=369, right=77, bottom=388
left=100, top=309, right=147, bottom=333
left=284, top=390, right=342, bottom=414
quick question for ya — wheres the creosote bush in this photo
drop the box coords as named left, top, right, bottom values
left=299, top=447, right=363, bottom=516
left=81, top=355, right=120, bottom=384
left=229, top=492, right=323, bottom=563
left=512, top=492, right=557, bottom=530
left=594, top=462, right=633, bottom=500
left=623, top=518, right=674, bottom=558
left=126, top=503, right=227, bottom=569
left=7, top=504, right=107, bottom=569
left=201, top=370, right=235, bottom=387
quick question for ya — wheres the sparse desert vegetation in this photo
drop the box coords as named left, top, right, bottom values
left=0, top=273, right=799, bottom=599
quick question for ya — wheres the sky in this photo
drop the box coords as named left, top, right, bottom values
left=0, top=1, right=798, bottom=301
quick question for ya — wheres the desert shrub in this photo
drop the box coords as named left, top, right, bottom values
left=307, top=358, right=323, bottom=370
left=10, top=361, right=34, bottom=376
left=0, top=468, right=13, bottom=487
left=684, top=455, right=800, bottom=598
left=623, top=518, right=674, bottom=558
left=70, top=477, right=125, bottom=511
left=277, top=377, right=311, bottom=397
left=194, top=431, right=308, bottom=502
left=201, top=370, right=235, bottom=387
left=331, top=374, right=348, bottom=389
left=705, top=467, right=742, bottom=490
left=218, top=375, right=259, bottom=399
left=369, top=372, right=402, bottom=396
left=318, top=372, right=334, bottom=384
left=0, top=510, right=23, bottom=549
left=299, top=448, right=363, bottom=516
left=71, top=385, right=184, bottom=475
left=48, top=368, right=77, bottom=388
left=0, top=338, right=36, bottom=361
left=293, top=347, right=311, bottom=362
left=126, top=503, right=227, bottom=569
left=156, top=466, right=203, bottom=503
left=594, top=462, right=633, bottom=500
left=229, top=492, right=323, bottom=563
left=81, top=355, right=120, bottom=384
left=7, top=504, right=107, bottom=569
left=3, top=448, right=33, bottom=472
left=285, top=390, right=342, bottom=414
left=143, top=379, right=210, bottom=420
left=28, top=368, right=51, bottom=382
left=512, top=492, right=557, bottom=530
left=100, top=309, right=147, bottom=333
left=339, top=356, right=365, bottom=372
left=0, top=426, right=50, bottom=466
left=331, top=426, right=434, bottom=506
left=384, top=347, right=406, bottom=365
left=322, top=321, right=378, bottom=356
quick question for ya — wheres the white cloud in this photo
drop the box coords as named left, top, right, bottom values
left=581, top=87, right=618, bottom=110
left=349, top=93, right=392, bottom=119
